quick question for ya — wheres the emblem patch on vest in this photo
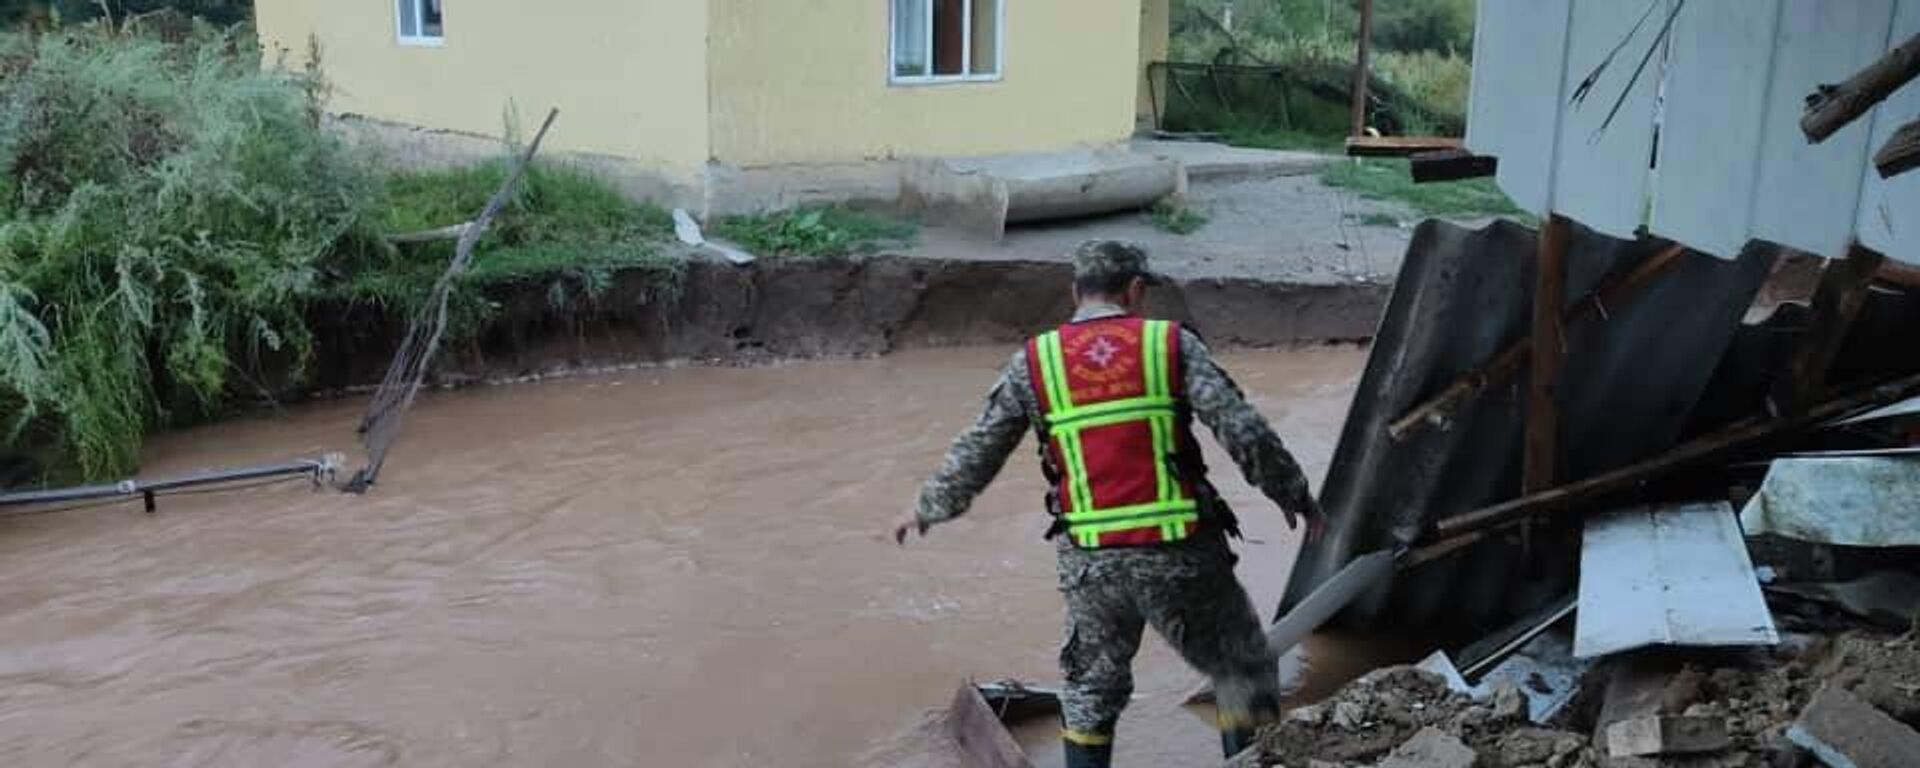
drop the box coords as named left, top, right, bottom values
left=1064, top=324, right=1144, bottom=402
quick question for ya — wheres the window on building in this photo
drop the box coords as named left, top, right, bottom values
left=397, top=0, right=443, bottom=46
left=891, top=0, right=1001, bottom=83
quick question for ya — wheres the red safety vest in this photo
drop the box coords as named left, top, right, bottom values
left=1026, top=317, right=1202, bottom=549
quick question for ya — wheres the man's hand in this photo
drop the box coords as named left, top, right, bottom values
left=892, top=510, right=929, bottom=546
left=1284, top=498, right=1328, bottom=545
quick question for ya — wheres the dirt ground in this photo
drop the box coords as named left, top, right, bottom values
left=901, top=174, right=1425, bottom=284
left=1230, top=631, right=1920, bottom=768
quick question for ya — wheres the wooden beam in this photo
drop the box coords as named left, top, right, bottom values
left=1526, top=215, right=1571, bottom=495
left=1775, top=244, right=1886, bottom=416
left=1878, top=257, right=1920, bottom=289
left=1345, top=135, right=1464, bottom=157
left=1351, top=0, right=1374, bottom=137
left=1410, top=149, right=1498, bottom=183
left=1430, top=371, right=1920, bottom=539
left=1388, top=243, right=1689, bottom=441
left=1803, top=32, right=1920, bottom=143
left=1874, top=116, right=1920, bottom=177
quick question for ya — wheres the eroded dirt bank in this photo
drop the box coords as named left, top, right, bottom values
left=308, top=255, right=1387, bottom=390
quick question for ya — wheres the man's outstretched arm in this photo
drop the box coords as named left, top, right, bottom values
left=1179, top=330, right=1323, bottom=535
left=896, top=352, right=1032, bottom=543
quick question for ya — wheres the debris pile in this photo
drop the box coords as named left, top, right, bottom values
left=1233, top=631, right=1920, bottom=767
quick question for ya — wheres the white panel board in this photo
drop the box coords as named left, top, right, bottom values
left=1750, top=0, right=1895, bottom=259
left=1739, top=457, right=1920, bottom=546
left=1466, top=0, right=1572, bottom=215
left=1649, top=0, right=1780, bottom=259
left=1574, top=502, right=1779, bottom=659
left=1857, top=0, right=1920, bottom=265
left=1552, top=0, right=1663, bottom=239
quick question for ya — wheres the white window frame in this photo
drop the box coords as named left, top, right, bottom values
left=888, top=0, right=1006, bottom=86
left=395, top=0, right=444, bottom=48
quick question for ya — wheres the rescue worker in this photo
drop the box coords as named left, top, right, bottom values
left=892, top=239, right=1325, bottom=766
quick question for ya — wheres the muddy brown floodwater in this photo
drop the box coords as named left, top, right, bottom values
left=0, top=346, right=1372, bottom=768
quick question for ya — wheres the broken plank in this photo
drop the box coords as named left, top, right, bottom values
left=1775, top=244, right=1886, bottom=415
left=948, top=682, right=1032, bottom=768
left=1787, top=683, right=1920, bottom=768
left=1344, top=135, right=1463, bottom=157
left=1409, top=148, right=1497, bottom=183
left=1803, top=32, right=1920, bottom=143
left=1874, top=116, right=1920, bottom=178
left=1430, top=371, right=1920, bottom=538
left=1876, top=257, right=1920, bottom=289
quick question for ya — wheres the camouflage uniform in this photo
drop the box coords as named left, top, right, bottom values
left=912, top=244, right=1318, bottom=752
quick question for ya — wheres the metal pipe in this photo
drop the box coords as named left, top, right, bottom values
left=0, top=455, right=340, bottom=511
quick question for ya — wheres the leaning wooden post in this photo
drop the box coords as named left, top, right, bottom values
left=1350, top=0, right=1374, bottom=137
left=1525, top=215, right=1572, bottom=512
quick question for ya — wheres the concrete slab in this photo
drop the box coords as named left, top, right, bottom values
left=1605, top=716, right=1730, bottom=758
left=1132, top=139, right=1332, bottom=181
left=1788, top=684, right=1920, bottom=768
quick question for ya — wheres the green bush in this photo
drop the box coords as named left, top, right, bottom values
left=0, top=21, right=380, bottom=478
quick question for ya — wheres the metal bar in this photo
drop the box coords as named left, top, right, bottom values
left=0, top=458, right=331, bottom=510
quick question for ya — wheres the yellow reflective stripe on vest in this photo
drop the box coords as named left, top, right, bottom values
left=1037, top=330, right=1072, bottom=413
left=1043, top=396, right=1177, bottom=430
left=1062, top=498, right=1198, bottom=524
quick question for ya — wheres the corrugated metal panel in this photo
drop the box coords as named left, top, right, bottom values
left=1749, top=0, right=1893, bottom=259
left=1651, top=0, right=1780, bottom=258
left=1856, top=0, right=1920, bottom=261
left=1552, top=0, right=1661, bottom=240
left=1470, top=0, right=1920, bottom=264
left=1467, top=0, right=1573, bottom=215
left=1279, top=219, right=1775, bottom=631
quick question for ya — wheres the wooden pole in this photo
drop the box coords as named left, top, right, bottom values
left=1525, top=214, right=1571, bottom=495
left=1431, top=371, right=1920, bottom=539
left=1803, top=32, right=1920, bottom=143
left=1350, top=0, right=1374, bottom=137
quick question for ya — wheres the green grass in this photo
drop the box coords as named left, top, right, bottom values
left=332, top=161, right=683, bottom=331
left=712, top=205, right=916, bottom=259
left=1218, top=125, right=1347, bottom=153
left=1321, top=158, right=1530, bottom=221
left=1148, top=199, right=1209, bottom=235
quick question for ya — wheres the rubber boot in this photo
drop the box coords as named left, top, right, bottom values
left=1062, top=738, right=1113, bottom=768
left=1221, top=727, right=1259, bottom=759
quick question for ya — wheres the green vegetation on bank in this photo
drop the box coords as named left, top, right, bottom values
left=1322, top=158, right=1526, bottom=220
left=1148, top=199, right=1209, bottom=235
left=712, top=206, right=916, bottom=259
left=0, top=21, right=682, bottom=482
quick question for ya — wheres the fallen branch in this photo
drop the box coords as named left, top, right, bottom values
left=1874, top=115, right=1920, bottom=177
left=1430, top=371, right=1920, bottom=539
left=386, top=221, right=477, bottom=245
left=1803, top=32, right=1920, bottom=143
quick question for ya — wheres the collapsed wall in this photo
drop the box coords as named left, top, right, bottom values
left=305, top=254, right=1388, bottom=392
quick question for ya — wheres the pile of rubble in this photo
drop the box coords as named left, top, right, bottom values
left=1231, top=630, right=1920, bottom=767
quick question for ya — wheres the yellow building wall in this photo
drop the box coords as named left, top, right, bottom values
left=1138, top=0, right=1170, bottom=126
left=707, top=0, right=1144, bottom=167
left=254, top=0, right=710, bottom=180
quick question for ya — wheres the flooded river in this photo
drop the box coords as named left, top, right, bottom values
left=0, top=346, right=1372, bottom=767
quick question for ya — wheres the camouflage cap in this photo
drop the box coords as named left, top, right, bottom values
left=1072, top=239, right=1166, bottom=286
